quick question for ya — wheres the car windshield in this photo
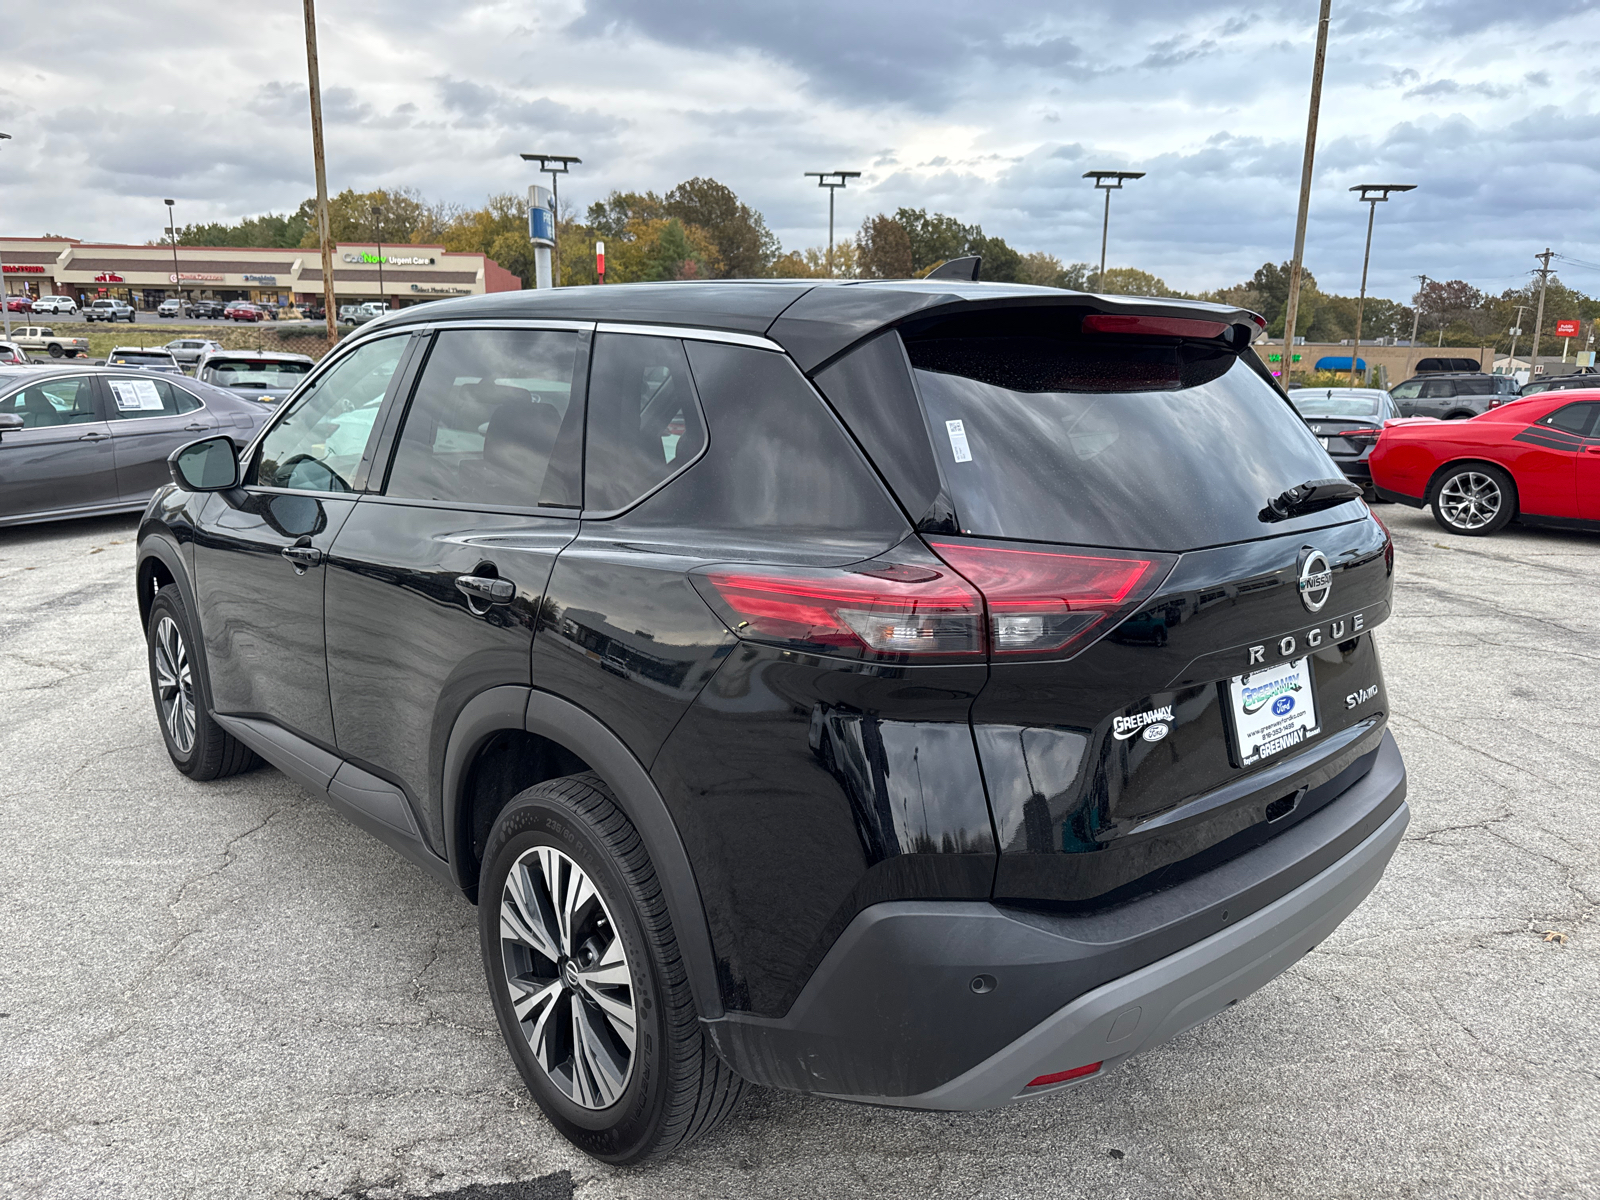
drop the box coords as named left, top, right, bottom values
left=203, top=359, right=312, bottom=387
left=1288, top=391, right=1382, bottom=419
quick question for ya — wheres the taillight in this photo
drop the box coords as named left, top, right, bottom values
left=928, top=541, right=1175, bottom=659
left=692, top=561, right=985, bottom=662
left=1081, top=313, right=1230, bottom=339
left=1340, top=427, right=1383, bottom=445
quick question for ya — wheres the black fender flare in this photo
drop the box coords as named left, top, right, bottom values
left=440, top=686, right=724, bottom=1020
left=135, top=527, right=219, bottom=715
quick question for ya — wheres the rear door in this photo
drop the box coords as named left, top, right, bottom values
left=323, top=324, right=588, bottom=849
left=1510, top=401, right=1598, bottom=520
left=1574, top=404, right=1600, bottom=520
left=0, top=374, right=118, bottom=520
left=1416, top=378, right=1456, bottom=418
left=104, top=375, right=218, bottom=503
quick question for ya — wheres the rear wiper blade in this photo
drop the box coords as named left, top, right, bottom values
left=1259, top=477, right=1364, bottom=523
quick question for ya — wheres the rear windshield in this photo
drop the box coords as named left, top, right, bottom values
left=906, top=331, right=1356, bottom=551
left=1289, top=391, right=1381, bottom=418
left=109, top=351, right=175, bottom=364
left=204, top=358, right=312, bottom=386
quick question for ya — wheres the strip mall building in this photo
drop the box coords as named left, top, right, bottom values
left=1, top=237, right=522, bottom=309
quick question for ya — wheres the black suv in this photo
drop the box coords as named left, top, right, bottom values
left=136, top=282, right=1409, bottom=1162
left=1390, top=371, right=1519, bottom=419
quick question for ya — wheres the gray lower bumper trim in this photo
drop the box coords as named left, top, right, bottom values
left=821, top=798, right=1410, bottom=1110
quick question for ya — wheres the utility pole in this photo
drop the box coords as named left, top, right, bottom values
left=1505, top=303, right=1533, bottom=374
left=370, top=204, right=385, bottom=307
left=1083, top=170, right=1145, bottom=291
left=1281, top=0, right=1332, bottom=386
left=1405, top=273, right=1429, bottom=380
left=1, top=132, right=12, bottom=340
left=804, top=171, right=861, bottom=276
left=520, top=155, right=580, bottom=286
left=1529, top=248, right=1554, bottom=372
left=1347, top=183, right=1416, bottom=386
left=301, top=0, right=338, bottom=346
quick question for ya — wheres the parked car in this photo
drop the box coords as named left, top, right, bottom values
left=135, top=281, right=1409, bottom=1162
left=1370, top=387, right=1600, bottom=535
left=298, top=304, right=326, bottom=322
left=0, top=365, right=273, bottom=528
left=1287, top=387, right=1401, bottom=495
left=1412, top=356, right=1482, bottom=374
left=195, top=349, right=315, bottom=403
left=6, top=295, right=35, bottom=313
left=1518, top=369, right=1600, bottom=397
left=10, top=326, right=88, bottom=359
left=190, top=300, right=226, bottom=319
left=1389, top=371, right=1519, bottom=419
left=0, top=342, right=28, bottom=366
left=106, top=347, right=185, bottom=375
left=163, top=338, right=223, bottom=366
left=31, top=295, right=79, bottom=316
left=338, top=304, right=361, bottom=323
left=85, top=298, right=136, bottom=323
left=226, top=303, right=269, bottom=322
left=348, top=301, right=390, bottom=325
left=156, top=299, right=193, bottom=318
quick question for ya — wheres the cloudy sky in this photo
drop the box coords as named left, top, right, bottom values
left=4, top=1, right=1597, bottom=300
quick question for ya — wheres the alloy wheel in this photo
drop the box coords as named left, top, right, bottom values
left=1438, top=471, right=1501, bottom=531
left=499, top=846, right=637, bottom=1109
left=153, top=615, right=196, bottom=755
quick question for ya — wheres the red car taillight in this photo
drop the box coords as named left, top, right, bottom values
left=693, top=562, right=986, bottom=662
left=928, top=541, right=1176, bottom=659
left=1339, top=426, right=1383, bottom=446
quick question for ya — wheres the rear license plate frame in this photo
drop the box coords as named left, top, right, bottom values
left=1227, top=656, right=1321, bottom=766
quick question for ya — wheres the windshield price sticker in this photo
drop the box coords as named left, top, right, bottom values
left=946, top=419, right=973, bottom=463
left=1229, top=656, right=1320, bottom=766
left=109, top=379, right=165, bottom=412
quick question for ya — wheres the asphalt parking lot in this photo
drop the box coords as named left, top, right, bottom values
left=1, top=504, right=1595, bottom=1200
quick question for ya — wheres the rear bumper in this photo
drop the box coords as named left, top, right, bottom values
left=1375, top=485, right=1426, bottom=508
left=706, top=731, right=1408, bottom=1107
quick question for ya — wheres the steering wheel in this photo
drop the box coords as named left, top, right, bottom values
left=276, top=453, right=349, bottom=493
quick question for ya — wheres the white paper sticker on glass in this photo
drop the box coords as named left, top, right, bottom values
left=109, top=379, right=164, bottom=412
left=946, top=418, right=973, bottom=463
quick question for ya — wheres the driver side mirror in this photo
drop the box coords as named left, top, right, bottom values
left=0, top=413, right=22, bottom=443
left=169, top=435, right=239, bottom=491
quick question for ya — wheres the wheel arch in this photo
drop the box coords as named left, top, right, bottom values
left=442, top=687, right=725, bottom=1020
left=1424, top=456, right=1519, bottom=512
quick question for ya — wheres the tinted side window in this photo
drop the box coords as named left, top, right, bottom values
left=1420, top=380, right=1455, bottom=398
left=1390, top=381, right=1422, bottom=400
left=385, top=328, right=581, bottom=508
left=3, top=377, right=97, bottom=427
left=105, top=377, right=201, bottom=420
left=1542, top=403, right=1597, bottom=436
left=584, top=333, right=706, bottom=512
left=1457, top=379, right=1493, bottom=396
left=255, top=335, right=406, bottom=492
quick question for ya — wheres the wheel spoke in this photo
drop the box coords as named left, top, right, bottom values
left=501, top=864, right=561, bottom=964
left=573, top=999, right=628, bottom=1106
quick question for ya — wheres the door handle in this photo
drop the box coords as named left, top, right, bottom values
left=281, top=544, right=322, bottom=573
left=78, top=431, right=107, bottom=442
left=456, top=574, right=515, bottom=607
left=1584, top=446, right=1600, bottom=455
left=183, top=422, right=209, bottom=432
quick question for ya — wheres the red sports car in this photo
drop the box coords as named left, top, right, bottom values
left=1370, top=389, right=1600, bottom=536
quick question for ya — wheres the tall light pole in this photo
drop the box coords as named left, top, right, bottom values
left=370, top=204, right=385, bottom=306
left=520, top=154, right=580, bottom=286
left=301, top=0, right=338, bottom=345
left=1, top=132, right=11, bottom=339
left=1347, top=183, right=1415, bottom=386
left=164, top=199, right=183, bottom=309
left=1280, top=0, right=1333, bottom=386
left=1083, top=170, right=1144, bottom=292
left=804, top=171, right=861, bottom=277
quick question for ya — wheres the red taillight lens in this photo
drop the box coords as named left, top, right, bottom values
left=1027, top=1061, right=1102, bottom=1088
left=929, top=541, right=1174, bottom=659
left=1081, top=313, right=1230, bottom=339
left=693, top=562, right=985, bottom=661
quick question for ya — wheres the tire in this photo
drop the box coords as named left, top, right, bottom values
left=479, top=774, right=745, bottom=1163
left=65, top=350, right=78, bottom=358
left=145, top=585, right=259, bottom=780
left=1442, top=410, right=1475, bottom=421
left=1431, top=463, right=1516, bottom=536
left=48, top=343, right=63, bottom=358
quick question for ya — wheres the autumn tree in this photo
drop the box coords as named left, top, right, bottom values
left=856, top=215, right=914, bottom=278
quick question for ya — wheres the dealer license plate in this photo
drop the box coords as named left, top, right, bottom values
left=1228, top=657, right=1320, bottom=766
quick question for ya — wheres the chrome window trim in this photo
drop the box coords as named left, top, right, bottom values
left=360, top=318, right=595, bottom=336
left=595, top=322, right=782, bottom=351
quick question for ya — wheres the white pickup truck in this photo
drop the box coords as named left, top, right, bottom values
left=9, top=326, right=89, bottom=359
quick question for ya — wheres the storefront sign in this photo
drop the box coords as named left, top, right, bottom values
left=410, top=283, right=472, bottom=295
left=180, top=272, right=225, bottom=281
left=243, top=274, right=278, bottom=284
left=343, top=252, right=437, bottom=265
left=95, top=272, right=124, bottom=283
left=1555, top=319, right=1581, bottom=337
left=3, top=264, right=46, bottom=273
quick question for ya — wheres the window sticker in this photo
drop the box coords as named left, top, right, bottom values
left=946, top=418, right=973, bottom=463
left=109, top=379, right=164, bottom=412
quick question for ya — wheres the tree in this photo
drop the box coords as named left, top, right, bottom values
left=769, top=240, right=859, bottom=278
left=970, top=233, right=1021, bottom=283
left=586, top=191, right=667, bottom=241
left=663, top=177, right=779, bottom=278
left=895, top=207, right=977, bottom=272
left=297, top=187, right=433, bottom=248
left=1096, top=267, right=1180, bottom=298
left=857, top=214, right=914, bottom=278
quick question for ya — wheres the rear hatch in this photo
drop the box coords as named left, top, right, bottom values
left=894, top=306, right=1395, bottom=907
left=1289, top=392, right=1387, bottom=460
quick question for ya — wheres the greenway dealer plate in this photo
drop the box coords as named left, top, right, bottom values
left=1228, top=656, right=1320, bottom=766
